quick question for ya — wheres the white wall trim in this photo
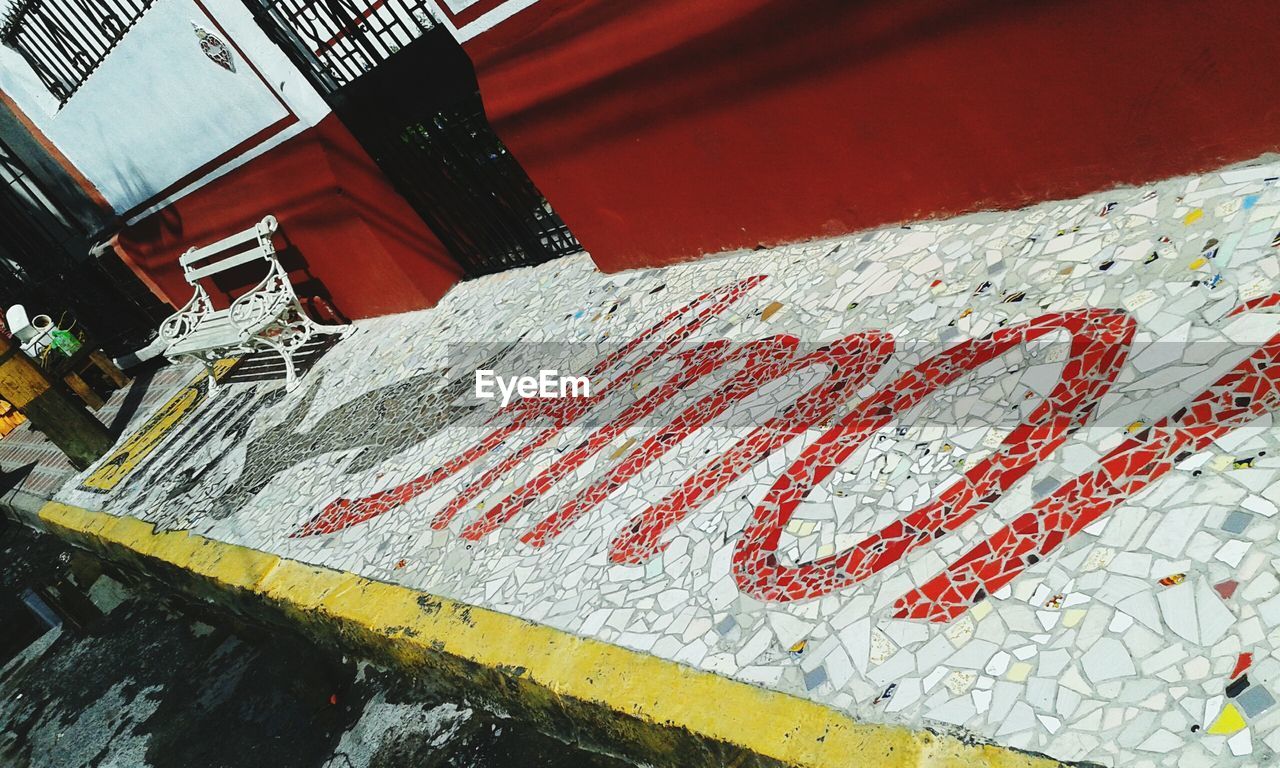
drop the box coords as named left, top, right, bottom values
left=123, top=119, right=311, bottom=225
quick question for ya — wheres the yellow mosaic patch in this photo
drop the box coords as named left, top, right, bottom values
left=80, top=359, right=236, bottom=492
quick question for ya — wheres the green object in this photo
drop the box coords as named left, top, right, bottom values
left=50, top=328, right=81, bottom=356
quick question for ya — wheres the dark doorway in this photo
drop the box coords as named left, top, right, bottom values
left=244, top=0, right=582, bottom=277
left=0, top=136, right=170, bottom=356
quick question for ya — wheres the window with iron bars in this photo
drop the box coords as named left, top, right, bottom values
left=0, top=0, right=160, bottom=105
left=249, top=0, right=436, bottom=94
left=0, top=135, right=75, bottom=234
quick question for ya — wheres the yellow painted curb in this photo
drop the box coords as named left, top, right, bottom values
left=35, top=500, right=1064, bottom=768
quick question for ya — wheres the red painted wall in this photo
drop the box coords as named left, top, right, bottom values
left=118, top=116, right=463, bottom=319
left=464, top=0, right=1280, bottom=272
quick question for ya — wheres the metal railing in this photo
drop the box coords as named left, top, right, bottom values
left=250, top=0, right=436, bottom=94
left=0, top=0, right=159, bottom=105
left=245, top=0, right=582, bottom=276
left=389, top=103, right=583, bottom=274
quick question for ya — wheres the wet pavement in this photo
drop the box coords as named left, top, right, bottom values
left=0, top=518, right=635, bottom=768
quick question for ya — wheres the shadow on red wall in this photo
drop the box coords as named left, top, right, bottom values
left=465, top=0, right=1280, bottom=271
left=117, top=116, right=463, bottom=318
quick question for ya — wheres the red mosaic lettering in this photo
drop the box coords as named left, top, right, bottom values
left=731, top=309, right=1135, bottom=606
left=520, top=331, right=894, bottom=549
left=896, top=294, right=1280, bottom=621
left=293, top=276, right=766, bottom=537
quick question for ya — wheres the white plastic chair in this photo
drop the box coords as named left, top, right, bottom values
left=6, top=305, right=53, bottom=356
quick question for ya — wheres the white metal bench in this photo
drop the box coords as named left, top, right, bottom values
left=160, top=215, right=350, bottom=395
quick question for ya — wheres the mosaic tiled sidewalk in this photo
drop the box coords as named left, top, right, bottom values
left=47, top=158, right=1280, bottom=767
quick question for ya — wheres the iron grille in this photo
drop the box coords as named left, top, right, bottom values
left=244, top=0, right=582, bottom=276
left=249, top=0, right=436, bottom=94
left=387, top=104, right=582, bottom=274
left=0, top=136, right=170, bottom=354
left=0, top=133, right=79, bottom=257
left=0, top=0, right=159, bottom=105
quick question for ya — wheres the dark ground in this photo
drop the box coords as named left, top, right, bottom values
left=0, top=517, right=635, bottom=768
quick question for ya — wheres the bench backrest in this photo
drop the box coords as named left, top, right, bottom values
left=178, top=215, right=279, bottom=285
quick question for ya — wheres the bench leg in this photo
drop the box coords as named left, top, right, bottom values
left=173, top=354, right=222, bottom=398
left=270, top=300, right=351, bottom=390
left=205, top=365, right=221, bottom=398
left=240, top=301, right=351, bottom=394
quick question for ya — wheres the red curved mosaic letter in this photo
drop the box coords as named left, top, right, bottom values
left=895, top=294, right=1280, bottom=621
left=731, top=309, right=1136, bottom=606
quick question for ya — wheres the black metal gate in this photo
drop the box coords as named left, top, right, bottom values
left=244, top=0, right=581, bottom=276
left=0, top=136, right=169, bottom=355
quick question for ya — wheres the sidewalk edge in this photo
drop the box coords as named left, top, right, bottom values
left=28, top=499, right=1066, bottom=768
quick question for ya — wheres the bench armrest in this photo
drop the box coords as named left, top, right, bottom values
left=160, top=286, right=214, bottom=344
left=229, top=261, right=291, bottom=331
